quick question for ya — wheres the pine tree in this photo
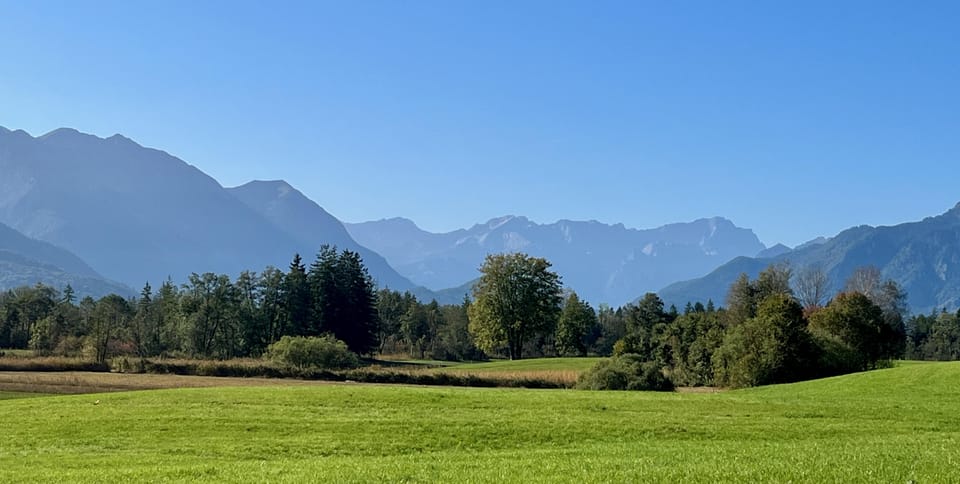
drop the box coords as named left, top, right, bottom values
left=333, top=250, right=379, bottom=354
left=307, top=246, right=339, bottom=336
left=283, top=254, right=311, bottom=337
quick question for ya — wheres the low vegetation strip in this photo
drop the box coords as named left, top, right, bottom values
left=2, top=362, right=959, bottom=482
left=0, top=371, right=342, bottom=395
left=0, top=355, right=595, bottom=390
left=442, top=357, right=603, bottom=372
left=0, top=357, right=110, bottom=373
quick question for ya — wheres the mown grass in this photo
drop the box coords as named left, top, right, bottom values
left=2, top=362, right=960, bottom=482
left=0, top=391, right=47, bottom=400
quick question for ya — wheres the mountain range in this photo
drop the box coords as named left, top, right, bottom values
left=3, top=125, right=960, bottom=314
left=659, top=204, right=960, bottom=314
left=346, top=215, right=766, bottom=305
left=0, top=126, right=421, bottom=296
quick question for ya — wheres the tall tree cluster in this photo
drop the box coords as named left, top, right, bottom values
left=0, top=245, right=381, bottom=360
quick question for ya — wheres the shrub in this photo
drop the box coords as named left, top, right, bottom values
left=265, top=335, right=360, bottom=370
left=576, top=354, right=674, bottom=391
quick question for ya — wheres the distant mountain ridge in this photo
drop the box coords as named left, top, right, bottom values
left=659, top=203, right=960, bottom=314
left=346, top=215, right=767, bottom=305
left=0, top=126, right=422, bottom=294
left=0, top=221, right=130, bottom=297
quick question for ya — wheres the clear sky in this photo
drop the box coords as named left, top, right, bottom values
left=2, top=1, right=958, bottom=247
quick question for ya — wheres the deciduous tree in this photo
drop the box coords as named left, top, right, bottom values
left=468, top=253, right=562, bottom=360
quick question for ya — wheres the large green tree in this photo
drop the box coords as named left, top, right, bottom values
left=468, top=253, right=562, bottom=360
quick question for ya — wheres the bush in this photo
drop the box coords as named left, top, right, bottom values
left=265, top=335, right=360, bottom=370
left=576, top=354, right=674, bottom=391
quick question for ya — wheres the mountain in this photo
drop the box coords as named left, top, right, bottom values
left=795, top=236, right=830, bottom=251
left=659, top=203, right=960, bottom=314
left=0, top=126, right=420, bottom=292
left=346, top=215, right=766, bottom=305
left=757, top=243, right=792, bottom=258
left=227, top=180, right=417, bottom=291
left=0, top=221, right=130, bottom=297
left=0, top=220, right=100, bottom=278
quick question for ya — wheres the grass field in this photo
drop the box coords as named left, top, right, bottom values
left=0, top=391, right=44, bottom=400
left=2, top=362, right=960, bottom=482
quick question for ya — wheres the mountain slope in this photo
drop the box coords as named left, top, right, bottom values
left=0, top=250, right=131, bottom=297
left=346, top=215, right=766, bottom=305
left=0, top=221, right=130, bottom=296
left=659, top=203, right=960, bottom=313
left=227, top=181, right=417, bottom=291
left=0, top=220, right=101, bottom=278
left=0, top=127, right=418, bottom=292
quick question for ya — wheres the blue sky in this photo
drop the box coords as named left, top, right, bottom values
left=1, top=1, right=958, bottom=247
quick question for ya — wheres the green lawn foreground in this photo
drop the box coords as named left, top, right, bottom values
left=2, top=363, right=960, bottom=482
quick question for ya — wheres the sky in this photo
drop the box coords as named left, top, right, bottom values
left=1, top=1, right=959, bottom=247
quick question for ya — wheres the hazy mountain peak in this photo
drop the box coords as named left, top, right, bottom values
left=757, top=243, right=791, bottom=258
left=482, top=215, right=532, bottom=231
left=39, top=127, right=86, bottom=141
left=0, top=127, right=32, bottom=140
left=234, top=180, right=299, bottom=199
left=106, top=133, right=139, bottom=146
left=376, top=217, right=424, bottom=231
left=795, top=236, right=830, bottom=251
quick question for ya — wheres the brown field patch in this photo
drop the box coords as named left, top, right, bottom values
left=0, top=371, right=341, bottom=395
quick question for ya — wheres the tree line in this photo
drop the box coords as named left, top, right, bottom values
left=2, top=246, right=382, bottom=362
left=0, top=251, right=597, bottom=363
left=3, top=247, right=960, bottom=388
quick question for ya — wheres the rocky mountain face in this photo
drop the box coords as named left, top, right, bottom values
left=659, top=203, right=960, bottom=314
left=346, top=215, right=767, bottom=305
left=0, top=127, right=420, bottom=293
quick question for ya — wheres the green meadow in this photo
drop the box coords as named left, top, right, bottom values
left=2, top=362, right=959, bottom=482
